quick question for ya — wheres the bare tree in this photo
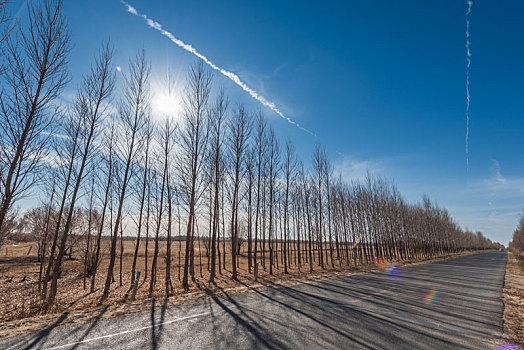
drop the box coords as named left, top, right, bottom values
left=509, top=212, right=524, bottom=254
left=0, top=0, right=70, bottom=247
left=83, top=170, right=96, bottom=289
left=282, top=140, right=297, bottom=273
left=163, top=118, right=176, bottom=296
left=208, top=90, right=228, bottom=285
left=144, top=166, right=152, bottom=280
left=46, top=41, right=115, bottom=308
left=178, top=60, right=212, bottom=291
left=129, top=120, right=153, bottom=291
left=245, top=148, right=255, bottom=273
left=227, top=104, right=251, bottom=280
left=147, top=119, right=176, bottom=297
left=148, top=166, right=163, bottom=297
left=323, top=153, right=335, bottom=267
left=252, top=112, right=267, bottom=277
left=312, top=144, right=325, bottom=269
left=41, top=106, right=82, bottom=301
left=101, top=49, right=149, bottom=301
left=38, top=172, right=57, bottom=292
left=90, top=119, right=115, bottom=293
left=266, top=129, right=280, bottom=275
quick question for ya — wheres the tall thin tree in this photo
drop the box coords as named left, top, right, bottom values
left=0, top=0, right=70, bottom=246
left=178, top=60, right=212, bottom=291
left=101, top=49, right=149, bottom=301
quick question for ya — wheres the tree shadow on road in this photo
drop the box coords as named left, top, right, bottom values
left=208, top=286, right=288, bottom=349
left=248, top=276, right=489, bottom=349
left=149, top=297, right=168, bottom=350
left=69, top=306, right=109, bottom=350
left=11, top=305, right=110, bottom=350
left=20, top=311, right=69, bottom=350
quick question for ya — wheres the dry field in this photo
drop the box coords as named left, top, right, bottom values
left=0, top=240, right=360, bottom=322
left=0, top=240, right=491, bottom=337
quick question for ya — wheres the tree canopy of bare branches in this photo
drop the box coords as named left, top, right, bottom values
left=0, top=0, right=70, bottom=248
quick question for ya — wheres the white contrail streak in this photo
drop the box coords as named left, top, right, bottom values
left=121, top=1, right=315, bottom=136
left=465, top=0, right=472, bottom=172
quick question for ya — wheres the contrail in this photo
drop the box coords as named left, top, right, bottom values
left=465, top=0, right=472, bottom=171
left=6, top=0, right=28, bottom=34
left=121, top=1, right=315, bottom=136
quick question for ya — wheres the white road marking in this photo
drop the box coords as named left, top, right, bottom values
left=44, top=299, right=263, bottom=350
left=45, top=312, right=210, bottom=349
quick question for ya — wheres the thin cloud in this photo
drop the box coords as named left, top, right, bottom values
left=121, top=1, right=315, bottom=136
left=490, top=159, right=507, bottom=185
left=333, top=154, right=384, bottom=182
left=478, top=160, right=524, bottom=194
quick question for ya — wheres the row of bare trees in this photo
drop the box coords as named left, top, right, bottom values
left=509, top=211, right=524, bottom=255
left=0, top=0, right=70, bottom=251
left=1, top=0, right=502, bottom=310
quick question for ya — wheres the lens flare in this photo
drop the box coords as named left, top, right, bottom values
left=424, top=288, right=439, bottom=305
left=387, top=264, right=402, bottom=281
left=113, top=64, right=122, bottom=72
left=496, top=343, right=522, bottom=350
left=350, top=235, right=362, bottom=250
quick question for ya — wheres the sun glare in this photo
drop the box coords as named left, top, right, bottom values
left=150, top=68, right=185, bottom=122
left=152, top=90, right=183, bottom=120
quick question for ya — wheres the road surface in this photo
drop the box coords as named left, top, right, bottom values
left=0, top=251, right=507, bottom=349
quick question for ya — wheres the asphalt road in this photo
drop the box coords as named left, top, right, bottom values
left=0, top=251, right=507, bottom=350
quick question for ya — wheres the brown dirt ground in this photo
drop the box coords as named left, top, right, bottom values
left=502, top=252, right=524, bottom=347
left=0, top=241, right=493, bottom=338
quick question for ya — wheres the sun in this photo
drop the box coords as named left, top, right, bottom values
left=152, top=90, right=183, bottom=120
left=150, top=68, right=185, bottom=122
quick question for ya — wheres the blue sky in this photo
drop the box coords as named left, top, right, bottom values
left=10, top=0, right=524, bottom=245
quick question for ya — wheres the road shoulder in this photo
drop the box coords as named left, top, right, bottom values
left=502, top=252, right=524, bottom=347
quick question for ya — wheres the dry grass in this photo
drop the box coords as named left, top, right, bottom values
left=502, top=252, right=524, bottom=347
left=0, top=240, right=492, bottom=338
